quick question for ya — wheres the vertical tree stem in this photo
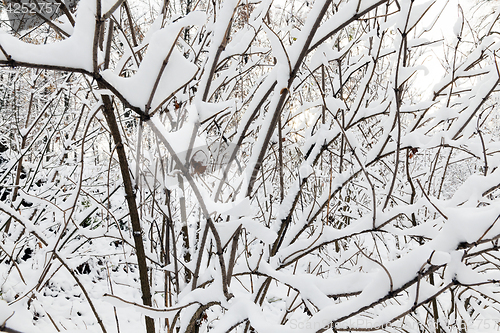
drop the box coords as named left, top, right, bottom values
left=100, top=94, right=155, bottom=333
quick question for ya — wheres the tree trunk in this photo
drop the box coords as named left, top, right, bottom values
left=100, top=93, right=155, bottom=333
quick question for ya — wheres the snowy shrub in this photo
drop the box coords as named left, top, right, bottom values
left=1, top=0, right=500, bottom=332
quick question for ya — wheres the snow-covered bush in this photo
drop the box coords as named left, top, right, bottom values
left=1, top=0, right=500, bottom=332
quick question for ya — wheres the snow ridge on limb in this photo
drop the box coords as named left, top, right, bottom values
left=0, top=0, right=96, bottom=71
